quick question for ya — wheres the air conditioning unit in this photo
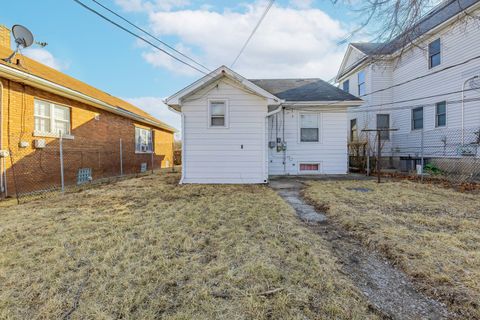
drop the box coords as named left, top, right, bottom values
left=141, top=145, right=148, bottom=152
left=34, top=139, right=46, bottom=149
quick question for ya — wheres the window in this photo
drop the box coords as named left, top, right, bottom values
left=358, top=70, right=366, bottom=96
left=428, top=38, right=441, bottom=68
left=300, top=163, right=319, bottom=172
left=300, top=113, right=319, bottom=142
left=342, top=80, right=350, bottom=93
left=412, top=107, right=424, bottom=130
left=376, top=114, right=390, bottom=140
left=34, top=99, right=71, bottom=135
left=350, top=119, right=358, bottom=142
left=209, top=100, right=227, bottom=127
left=435, top=101, right=446, bottom=127
left=135, top=127, right=153, bottom=153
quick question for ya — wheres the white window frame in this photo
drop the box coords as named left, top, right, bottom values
left=435, top=101, right=447, bottom=128
left=428, top=38, right=441, bottom=69
left=298, top=162, right=321, bottom=174
left=358, top=70, right=366, bottom=96
left=411, top=107, right=424, bottom=131
left=33, top=98, right=73, bottom=139
left=298, top=112, right=322, bottom=144
left=135, top=127, right=154, bottom=154
left=207, top=99, right=229, bottom=128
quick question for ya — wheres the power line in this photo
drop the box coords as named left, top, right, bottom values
left=89, top=0, right=210, bottom=73
left=231, top=0, right=275, bottom=68
left=72, top=0, right=208, bottom=75
left=351, top=53, right=480, bottom=99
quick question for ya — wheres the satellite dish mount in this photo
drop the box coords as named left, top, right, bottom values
left=2, top=24, right=34, bottom=63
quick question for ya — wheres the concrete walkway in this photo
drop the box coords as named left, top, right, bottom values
left=269, top=176, right=451, bottom=320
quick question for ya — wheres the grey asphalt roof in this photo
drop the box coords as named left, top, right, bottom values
left=250, top=78, right=362, bottom=102
left=351, top=0, right=478, bottom=57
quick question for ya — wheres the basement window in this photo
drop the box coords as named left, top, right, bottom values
left=299, top=163, right=320, bottom=172
left=209, top=100, right=228, bottom=127
left=135, top=127, right=153, bottom=153
left=34, top=99, right=72, bottom=137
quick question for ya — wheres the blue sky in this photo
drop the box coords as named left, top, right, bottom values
left=0, top=0, right=364, bottom=130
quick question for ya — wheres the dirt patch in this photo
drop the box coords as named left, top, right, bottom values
left=271, top=178, right=451, bottom=320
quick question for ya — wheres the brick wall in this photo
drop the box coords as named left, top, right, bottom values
left=0, top=77, right=174, bottom=196
left=0, top=25, right=10, bottom=49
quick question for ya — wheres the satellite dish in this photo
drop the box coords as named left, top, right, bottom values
left=12, top=25, right=34, bottom=48
left=2, top=24, right=35, bottom=63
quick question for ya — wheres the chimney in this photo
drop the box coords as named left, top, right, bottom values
left=0, top=25, right=11, bottom=49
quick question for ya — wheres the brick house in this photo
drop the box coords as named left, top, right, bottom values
left=0, top=25, right=176, bottom=197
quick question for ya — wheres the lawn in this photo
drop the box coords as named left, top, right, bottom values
left=303, top=179, right=480, bottom=319
left=0, top=172, right=378, bottom=319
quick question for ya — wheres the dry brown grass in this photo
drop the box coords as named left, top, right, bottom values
left=304, top=179, right=480, bottom=319
left=0, top=172, right=378, bottom=319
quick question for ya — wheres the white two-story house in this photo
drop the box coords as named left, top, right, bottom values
left=337, top=0, right=480, bottom=173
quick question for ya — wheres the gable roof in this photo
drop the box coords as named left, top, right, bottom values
left=250, top=78, right=361, bottom=102
left=0, top=46, right=176, bottom=132
left=337, top=0, right=480, bottom=80
left=166, top=65, right=283, bottom=108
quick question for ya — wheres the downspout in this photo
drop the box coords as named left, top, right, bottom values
left=282, top=107, right=286, bottom=175
left=461, top=75, right=479, bottom=145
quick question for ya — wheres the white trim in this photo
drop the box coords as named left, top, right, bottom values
left=428, top=37, right=442, bottom=70
left=33, top=131, right=74, bottom=140
left=282, top=100, right=362, bottom=107
left=166, top=65, right=283, bottom=107
left=434, top=100, right=448, bottom=128
left=207, top=98, right=229, bottom=128
left=0, top=63, right=177, bottom=133
left=34, top=98, right=72, bottom=136
left=298, top=112, right=322, bottom=144
left=180, top=113, right=185, bottom=184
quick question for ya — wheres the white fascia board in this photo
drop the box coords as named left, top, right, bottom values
left=0, top=63, right=177, bottom=133
left=165, top=65, right=283, bottom=108
left=283, top=100, right=363, bottom=107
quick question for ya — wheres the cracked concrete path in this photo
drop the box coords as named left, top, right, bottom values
left=270, top=177, right=451, bottom=320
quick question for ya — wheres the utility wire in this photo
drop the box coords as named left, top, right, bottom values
left=89, top=0, right=210, bottom=73
left=346, top=53, right=480, bottom=99
left=231, top=0, right=275, bottom=67
left=72, top=0, right=208, bottom=75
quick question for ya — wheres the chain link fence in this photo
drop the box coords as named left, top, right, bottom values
left=349, top=126, right=480, bottom=185
left=0, top=135, right=175, bottom=203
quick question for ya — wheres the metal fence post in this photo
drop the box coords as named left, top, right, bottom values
left=119, top=138, right=123, bottom=176
left=59, top=132, right=65, bottom=192
left=151, top=150, right=154, bottom=174
left=420, top=128, right=424, bottom=183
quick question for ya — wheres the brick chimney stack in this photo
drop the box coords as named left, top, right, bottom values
left=0, top=25, right=11, bottom=49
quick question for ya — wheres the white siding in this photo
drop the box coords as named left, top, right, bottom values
left=345, top=9, right=480, bottom=155
left=268, top=108, right=348, bottom=175
left=182, top=78, right=268, bottom=184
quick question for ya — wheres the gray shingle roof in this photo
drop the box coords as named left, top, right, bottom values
left=250, top=78, right=361, bottom=102
left=351, top=0, right=478, bottom=57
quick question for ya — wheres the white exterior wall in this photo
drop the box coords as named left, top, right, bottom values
left=268, top=108, right=348, bottom=175
left=341, top=8, right=480, bottom=157
left=182, top=78, right=269, bottom=184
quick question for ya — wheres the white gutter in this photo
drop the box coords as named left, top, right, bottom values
left=0, top=63, right=177, bottom=133
left=461, top=75, right=479, bottom=145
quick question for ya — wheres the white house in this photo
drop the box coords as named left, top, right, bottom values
left=337, top=0, right=480, bottom=170
left=166, top=66, right=361, bottom=184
